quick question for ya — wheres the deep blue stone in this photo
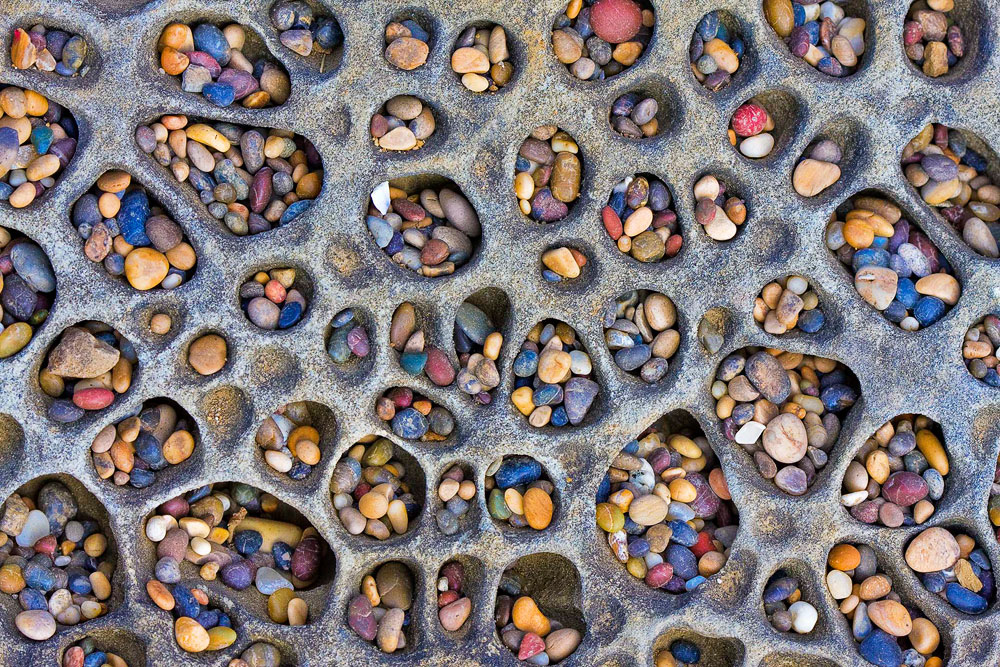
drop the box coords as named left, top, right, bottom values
left=135, top=433, right=166, bottom=469
left=193, top=24, right=231, bottom=65
left=279, top=199, right=312, bottom=225
left=665, top=544, right=698, bottom=580
left=667, top=520, right=698, bottom=547
left=945, top=582, right=988, bottom=614
left=670, top=639, right=701, bottom=664
left=67, top=572, right=92, bottom=595
left=273, top=542, right=293, bottom=570
left=914, top=296, right=946, bottom=327
left=859, top=629, right=902, bottom=667
left=196, top=609, right=220, bottom=629
left=896, top=278, right=919, bottom=308
left=288, top=461, right=312, bottom=479
left=550, top=405, right=569, bottom=427
left=821, top=383, right=857, bottom=412
left=84, top=653, right=107, bottom=667
left=173, top=584, right=202, bottom=618
left=118, top=190, right=151, bottom=246
left=494, top=456, right=542, bottom=489
left=234, top=529, right=263, bottom=556
left=798, top=308, right=825, bottom=332
left=513, top=349, right=538, bottom=377
left=391, top=408, right=428, bottom=439
left=202, top=82, right=236, bottom=107
left=278, top=301, right=304, bottom=329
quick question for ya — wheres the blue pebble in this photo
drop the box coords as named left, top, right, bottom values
left=24, top=564, right=55, bottom=592
left=401, top=19, right=429, bottom=42
left=716, top=23, right=729, bottom=43
left=896, top=278, right=918, bottom=309
left=30, top=126, right=53, bottom=155
left=173, top=584, right=201, bottom=618
left=667, top=520, right=698, bottom=547
left=550, top=405, right=569, bottom=427
left=187, top=485, right=212, bottom=502
left=609, top=190, right=626, bottom=217
left=19, top=588, right=47, bottom=611
left=135, top=433, right=166, bottom=469
left=399, top=352, right=427, bottom=375
left=118, top=190, right=151, bottom=246
left=278, top=301, right=304, bottom=328
left=803, top=21, right=820, bottom=44
left=0, top=183, right=12, bottom=200
left=697, top=12, right=719, bottom=40
left=965, top=148, right=988, bottom=172
left=871, top=235, right=889, bottom=249
left=798, top=308, right=825, bottom=332
left=627, top=537, right=649, bottom=558
left=595, top=474, right=611, bottom=504
left=731, top=37, right=744, bottom=59
left=970, top=549, right=991, bottom=571
left=515, top=156, right=531, bottom=172
left=514, top=376, right=532, bottom=389
left=820, top=383, right=857, bottom=412
left=890, top=252, right=912, bottom=278
left=84, top=653, right=107, bottom=667
left=884, top=300, right=907, bottom=323
left=945, top=582, right=988, bottom=614
left=532, top=384, right=563, bottom=406
left=684, top=575, right=707, bottom=591
left=279, top=199, right=312, bottom=225
left=922, top=571, right=946, bottom=593
left=670, top=639, right=701, bottom=664
left=793, top=3, right=806, bottom=25
left=542, top=269, right=562, bottom=282
left=272, top=542, right=293, bottom=570
left=332, top=309, right=355, bottom=327
left=193, top=24, right=231, bottom=65
left=202, top=82, right=236, bottom=107
left=196, top=609, right=220, bottom=629
left=127, top=467, right=155, bottom=488
left=913, top=296, right=946, bottom=327
left=513, top=350, right=539, bottom=377
left=763, top=576, right=798, bottom=603
left=623, top=440, right=639, bottom=455
left=234, top=529, right=263, bottom=556
left=217, top=613, right=232, bottom=628
left=385, top=231, right=405, bottom=255
left=853, top=248, right=890, bottom=271
left=495, top=456, right=542, bottom=489
left=67, top=572, right=92, bottom=595
left=288, top=460, right=313, bottom=479
left=859, top=629, right=903, bottom=667
left=665, top=544, right=698, bottom=580
left=391, top=408, right=428, bottom=439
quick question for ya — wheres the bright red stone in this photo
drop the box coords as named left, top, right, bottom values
left=731, top=102, right=768, bottom=137
left=518, top=632, right=546, bottom=660
left=690, top=530, right=716, bottom=558
left=72, top=387, right=114, bottom=410
left=602, top=206, right=623, bottom=240
left=589, top=0, right=643, bottom=44
left=644, top=562, right=674, bottom=588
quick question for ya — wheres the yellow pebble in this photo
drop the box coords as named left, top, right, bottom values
left=206, top=626, right=237, bottom=650
left=915, top=429, right=948, bottom=475
left=186, top=123, right=231, bottom=152
left=511, top=386, right=534, bottom=416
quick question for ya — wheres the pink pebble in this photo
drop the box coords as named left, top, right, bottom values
left=589, top=0, right=643, bottom=44
left=731, top=102, right=768, bottom=137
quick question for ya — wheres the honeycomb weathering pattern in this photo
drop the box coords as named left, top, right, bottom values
left=0, top=0, right=998, bottom=665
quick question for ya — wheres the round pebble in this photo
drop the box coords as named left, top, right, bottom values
left=188, top=333, right=227, bottom=376
left=514, top=126, right=584, bottom=223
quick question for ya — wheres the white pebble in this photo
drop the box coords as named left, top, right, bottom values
left=739, top=132, right=775, bottom=159
left=735, top=421, right=765, bottom=445
left=841, top=490, right=869, bottom=507
left=789, top=601, right=818, bottom=634
left=190, top=536, right=211, bottom=556
left=265, top=449, right=293, bottom=473
left=786, top=276, right=808, bottom=295
left=569, top=350, right=592, bottom=375
left=372, top=181, right=391, bottom=215
left=826, top=569, right=853, bottom=599
left=144, top=515, right=170, bottom=542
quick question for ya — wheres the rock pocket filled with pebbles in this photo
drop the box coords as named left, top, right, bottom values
left=827, top=193, right=961, bottom=330
left=330, top=435, right=424, bottom=540
left=434, top=463, right=477, bottom=535
left=156, top=22, right=290, bottom=108
left=390, top=302, right=456, bottom=387
left=326, top=308, right=371, bottom=368
left=384, top=17, right=430, bottom=71
left=511, top=319, right=599, bottom=428
left=764, top=0, right=868, bottom=77
left=603, top=173, right=681, bottom=263
left=602, top=290, right=680, bottom=383
left=230, top=641, right=289, bottom=666
left=0, top=86, right=77, bottom=209
left=10, top=26, right=89, bottom=76
left=964, top=314, right=1000, bottom=386
left=376, top=387, right=455, bottom=441
left=596, top=411, right=738, bottom=592
left=551, top=0, right=655, bottom=81
left=437, top=559, right=474, bottom=633
left=40, top=322, right=137, bottom=423
left=255, top=401, right=333, bottom=481
left=370, top=96, right=435, bottom=151
left=239, top=267, right=309, bottom=331
left=269, top=0, right=344, bottom=72
left=486, top=455, right=556, bottom=532
left=713, top=348, right=859, bottom=496
left=143, top=482, right=332, bottom=634
left=690, top=11, right=745, bottom=92
left=91, top=399, right=198, bottom=490
left=347, top=561, right=416, bottom=654
left=826, top=542, right=945, bottom=667
left=495, top=554, right=584, bottom=663
left=73, top=172, right=197, bottom=291
left=609, top=91, right=662, bottom=139
left=367, top=178, right=480, bottom=278
left=793, top=137, right=843, bottom=198
left=904, top=0, right=965, bottom=78
left=652, top=631, right=745, bottom=665
left=451, top=23, right=514, bottom=92
left=454, top=293, right=506, bottom=405
left=0, top=477, right=117, bottom=640
left=541, top=246, right=588, bottom=283
left=754, top=276, right=826, bottom=335
left=693, top=174, right=747, bottom=242
left=763, top=569, right=818, bottom=634
left=136, top=114, right=322, bottom=236
left=902, top=123, right=1000, bottom=258
left=0, top=226, right=55, bottom=359
left=841, top=415, right=949, bottom=527
left=905, top=526, right=994, bottom=614
left=515, top=126, right=583, bottom=223
left=728, top=98, right=783, bottom=161
left=62, top=634, right=140, bottom=666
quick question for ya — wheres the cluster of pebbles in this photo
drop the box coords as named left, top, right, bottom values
left=763, top=570, right=819, bottom=634
left=609, top=92, right=661, bottom=139
left=269, top=0, right=344, bottom=69
left=495, top=572, right=582, bottom=664
left=384, top=18, right=430, bottom=71
left=904, top=1, right=965, bottom=77
left=10, top=26, right=88, bottom=76
left=602, top=290, right=680, bottom=383
left=729, top=101, right=777, bottom=160
left=157, top=22, right=290, bottom=108
left=693, top=175, right=747, bottom=242
left=367, top=180, right=480, bottom=277
left=963, top=314, right=1000, bottom=386
left=485, top=456, right=555, bottom=531
left=137, top=115, right=322, bottom=236
left=376, top=387, right=455, bottom=441
left=330, top=436, right=421, bottom=540
left=240, top=268, right=308, bottom=331
left=434, top=464, right=477, bottom=535
left=602, top=173, right=681, bottom=263
left=370, top=96, right=435, bottom=151
left=451, top=24, right=513, bottom=92
left=765, top=0, right=867, bottom=76
left=326, top=308, right=371, bottom=367
left=347, top=561, right=414, bottom=653
left=0, top=86, right=77, bottom=208
left=91, top=400, right=197, bottom=489
left=689, top=11, right=743, bottom=91
left=754, top=275, right=826, bottom=335
left=255, top=402, right=324, bottom=480
left=551, top=0, right=654, bottom=81
left=0, top=227, right=55, bottom=359
left=712, top=348, right=859, bottom=496
left=515, top=126, right=583, bottom=223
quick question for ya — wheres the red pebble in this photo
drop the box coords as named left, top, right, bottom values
left=730, top=102, right=768, bottom=137
left=602, top=206, right=623, bottom=240
left=690, top=530, right=716, bottom=558
left=387, top=386, right=413, bottom=408
left=158, top=496, right=190, bottom=518
left=589, top=0, right=643, bottom=44
left=72, top=387, right=114, bottom=410
left=438, top=590, right=460, bottom=607
left=440, top=561, right=464, bottom=590
left=644, top=562, right=674, bottom=588
left=518, top=632, right=546, bottom=660
left=353, top=482, right=372, bottom=500
left=34, top=534, right=57, bottom=555
left=425, top=346, right=456, bottom=386
left=264, top=279, right=286, bottom=303
left=665, top=234, right=683, bottom=257
left=63, top=646, right=84, bottom=667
